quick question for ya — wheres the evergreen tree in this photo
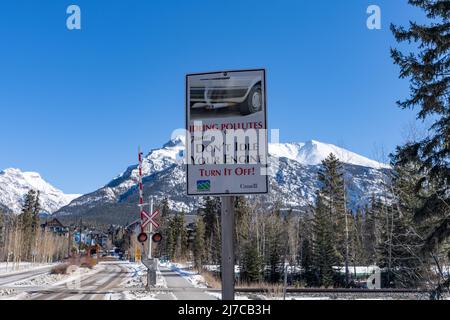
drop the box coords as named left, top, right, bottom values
left=372, top=195, right=394, bottom=286
left=350, top=210, right=364, bottom=272
left=388, top=155, right=431, bottom=288
left=391, top=0, right=449, bottom=295
left=19, top=190, right=39, bottom=261
left=263, top=210, right=283, bottom=283
left=235, top=197, right=263, bottom=283
left=193, top=217, right=206, bottom=270
left=198, top=197, right=221, bottom=264
left=241, top=241, right=263, bottom=283
left=32, top=191, right=41, bottom=232
left=20, top=190, right=36, bottom=229
left=234, top=197, right=250, bottom=268
left=235, top=196, right=251, bottom=249
left=200, top=197, right=221, bottom=239
left=317, top=154, right=347, bottom=262
left=312, top=194, right=339, bottom=287
left=315, top=153, right=348, bottom=285
left=362, top=201, right=378, bottom=265
left=391, top=0, right=449, bottom=257
left=165, top=217, right=176, bottom=261
left=173, top=211, right=188, bottom=261
left=297, top=212, right=315, bottom=286
left=158, top=197, right=171, bottom=258
left=300, top=237, right=314, bottom=285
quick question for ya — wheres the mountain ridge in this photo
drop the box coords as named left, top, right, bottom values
left=0, top=137, right=390, bottom=221
left=0, top=168, right=81, bottom=214
left=52, top=137, right=391, bottom=225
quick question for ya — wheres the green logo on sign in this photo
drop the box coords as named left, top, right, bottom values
left=197, top=180, right=211, bottom=192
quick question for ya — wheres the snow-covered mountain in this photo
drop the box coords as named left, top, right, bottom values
left=0, top=168, right=81, bottom=214
left=269, top=140, right=389, bottom=169
left=54, top=136, right=391, bottom=225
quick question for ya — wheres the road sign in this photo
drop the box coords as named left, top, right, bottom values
left=152, top=233, right=162, bottom=243
left=141, top=209, right=160, bottom=229
left=186, top=69, right=268, bottom=196
left=137, top=232, right=148, bottom=243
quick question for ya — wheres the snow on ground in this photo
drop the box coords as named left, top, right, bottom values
left=0, top=264, right=99, bottom=300
left=48, top=265, right=100, bottom=287
left=120, top=262, right=147, bottom=288
left=0, top=288, right=18, bottom=298
left=204, top=264, right=240, bottom=273
left=207, top=292, right=253, bottom=300
left=206, top=293, right=397, bottom=301
left=11, top=265, right=97, bottom=288
left=114, top=260, right=209, bottom=300
left=10, top=273, right=68, bottom=287
left=121, top=261, right=166, bottom=289
left=109, top=261, right=167, bottom=300
left=119, top=290, right=158, bottom=300
left=0, top=262, right=57, bottom=275
left=161, top=261, right=209, bottom=289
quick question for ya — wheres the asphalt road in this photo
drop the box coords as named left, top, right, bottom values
left=0, top=262, right=131, bottom=300
left=1, top=261, right=218, bottom=300
left=155, top=267, right=216, bottom=300
left=24, top=262, right=130, bottom=300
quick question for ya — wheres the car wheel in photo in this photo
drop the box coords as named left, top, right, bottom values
left=240, top=83, right=262, bottom=115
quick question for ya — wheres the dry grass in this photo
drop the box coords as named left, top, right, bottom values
left=51, top=264, right=70, bottom=275
left=199, top=270, right=222, bottom=289
left=63, top=255, right=98, bottom=269
left=197, top=270, right=286, bottom=297
left=80, top=256, right=97, bottom=269
left=236, top=281, right=285, bottom=298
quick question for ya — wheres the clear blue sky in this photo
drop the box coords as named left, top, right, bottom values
left=0, top=0, right=427, bottom=194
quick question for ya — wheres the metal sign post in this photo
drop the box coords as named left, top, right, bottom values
left=221, top=196, right=235, bottom=300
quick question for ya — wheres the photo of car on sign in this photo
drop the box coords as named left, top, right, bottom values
left=189, top=71, right=263, bottom=120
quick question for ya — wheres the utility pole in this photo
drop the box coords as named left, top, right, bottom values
left=221, top=196, right=235, bottom=300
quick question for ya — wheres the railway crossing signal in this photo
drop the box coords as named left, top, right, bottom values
left=152, top=233, right=162, bottom=243
left=137, top=232, right=148, bottom=243
left=141, top=209, right=160, bottom=230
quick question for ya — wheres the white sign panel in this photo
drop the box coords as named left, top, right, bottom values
left=186, top=69, right=268, bottom=196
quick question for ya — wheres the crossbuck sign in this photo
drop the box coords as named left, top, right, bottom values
left=141, top=209, right=160, bottom=230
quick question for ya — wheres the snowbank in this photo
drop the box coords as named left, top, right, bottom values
left=112, top=261, right=167, bottom=300
left=160, top=261, right=208, bottom=289
left=0, top=262, right=57, bottom=275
